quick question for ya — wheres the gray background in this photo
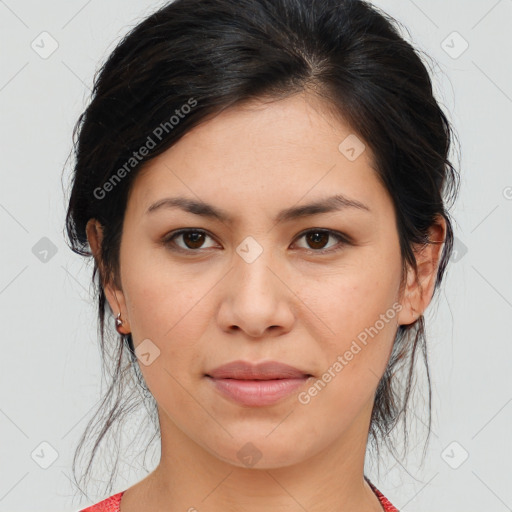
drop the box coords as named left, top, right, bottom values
left=1, top=0, right=511, bottom=510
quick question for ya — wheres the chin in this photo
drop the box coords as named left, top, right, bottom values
left=205, top=434, right=315, bottom=470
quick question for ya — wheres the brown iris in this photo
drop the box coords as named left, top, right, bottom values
left=182, top=231, right=206, bottom=249
left=304, top=230, right=330, bottom=250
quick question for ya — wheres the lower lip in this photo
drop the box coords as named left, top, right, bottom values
left=206, top=376, right=311, bottom=407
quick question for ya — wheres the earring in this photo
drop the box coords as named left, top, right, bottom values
left=115, top=312, right=124, bottom=334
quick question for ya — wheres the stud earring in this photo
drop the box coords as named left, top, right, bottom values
left=115, top=312, right=124, bottom=334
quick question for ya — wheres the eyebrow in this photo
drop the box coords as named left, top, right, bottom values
left=146, top=193, right=371, bottom=224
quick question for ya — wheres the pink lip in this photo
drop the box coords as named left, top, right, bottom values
left=205, top=360, right=312, bottom=407
left=207, top=360, right=310, bottom=380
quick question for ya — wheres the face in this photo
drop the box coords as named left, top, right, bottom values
left=89, top=92, right=439, bottom=470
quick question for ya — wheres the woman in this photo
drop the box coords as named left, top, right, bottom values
left=66, top=0, right=460, bottom=510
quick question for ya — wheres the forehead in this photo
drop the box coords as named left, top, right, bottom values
left=126, top=92, right=390, bottom=221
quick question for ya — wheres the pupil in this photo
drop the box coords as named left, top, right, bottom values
left=185, top=232, right=204, bottom=249
left=307, top=231, right=327, bottom=249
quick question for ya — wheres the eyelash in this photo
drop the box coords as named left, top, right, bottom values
left=162, top=228, right=351, bottom=255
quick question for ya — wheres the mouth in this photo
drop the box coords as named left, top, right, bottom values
left=205, top=360, right=313, bottom=407
left=206, top=359, right=312, bottom=380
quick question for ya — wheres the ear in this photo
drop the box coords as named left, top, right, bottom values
left=397, top=215, right=447, bottom=326
left=86, top=218, right=131, bottom=334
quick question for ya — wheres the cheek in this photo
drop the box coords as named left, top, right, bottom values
left=121, top=249, right=218, bottom=377
left=302, top=255, right=401, bottom=386
left=299, top=285, right=399, bottom=427
left=123, top=246, right=202, bottom=328
left=304, top=260, right=400, bottom=338
left=121, top=262, right=214, bottom=408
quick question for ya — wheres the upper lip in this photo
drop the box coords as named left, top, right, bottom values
left=206, top=360, right=311, bottom=380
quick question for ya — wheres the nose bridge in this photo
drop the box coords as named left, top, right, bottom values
left=219, top=233, right=296, bottom=336
left=217, top=231, right=296, bottom=339
left=233, top=234, right=278, bottom=295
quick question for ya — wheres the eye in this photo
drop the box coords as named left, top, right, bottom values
left=292, top=229, right=350, bottom=254
left=162, top=228, right=350, bottom=255
left=163, top=229, right=218, bottom=252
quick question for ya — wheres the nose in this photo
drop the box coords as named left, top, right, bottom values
left=217, top=243, right=295, bottom=339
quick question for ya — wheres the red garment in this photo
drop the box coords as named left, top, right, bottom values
left=367, top=480, right=400, bottom=512
left=79, top=480, right=399, bottom=511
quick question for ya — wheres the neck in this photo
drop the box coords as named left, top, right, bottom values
left=138, top=399, right=384, bottom=512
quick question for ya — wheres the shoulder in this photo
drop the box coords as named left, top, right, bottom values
left=78, top=491, right=125, bottom=512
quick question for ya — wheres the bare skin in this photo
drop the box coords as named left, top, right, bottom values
left=87, top=91, right=445, bottom=512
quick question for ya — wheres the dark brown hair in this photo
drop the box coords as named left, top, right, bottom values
left=64, top=0, right=460, bottom=498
